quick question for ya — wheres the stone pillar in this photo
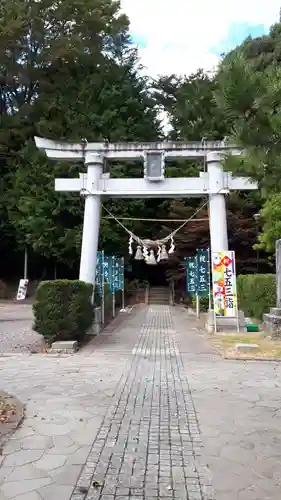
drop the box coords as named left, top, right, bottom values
left=276, top=239, right=281, bottom=308
left=264, top=239, right=281, bottom=339
left=207, top=152, right=228, bottom=253
left=79, top=153, right=103, bottom=285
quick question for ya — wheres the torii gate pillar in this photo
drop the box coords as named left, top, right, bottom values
left=79, top=154, right=103, bottom=284
left=207, top=152, right=229, bottom=252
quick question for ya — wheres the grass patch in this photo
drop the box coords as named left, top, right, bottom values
left=210, top=333, right=281, bottom=359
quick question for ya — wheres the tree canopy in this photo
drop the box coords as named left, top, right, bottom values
left=0, top=0, right=162, bottom=274
left=0, top=0, right=277, bottom=282
left=155, top=70, right=228, bottom=141
left=215, top=23, right=281, bottom=252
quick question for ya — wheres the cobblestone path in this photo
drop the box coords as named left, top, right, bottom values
left=1, top=304, right=281, bottom=500
left=71, top=306, right=211, bottom=500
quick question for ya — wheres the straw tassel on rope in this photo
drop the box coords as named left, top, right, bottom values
left=128, top=235, right=133, bottom=255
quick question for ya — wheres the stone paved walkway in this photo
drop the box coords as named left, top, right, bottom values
left=70, top=306, right=211, bottom=500
left=0, top=305, right=281, bottom=500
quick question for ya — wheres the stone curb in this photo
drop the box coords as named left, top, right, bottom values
left=224, top=356, right=281, bottom=362
left=210, top=347, right=281, bottom=363
left=0, top=352, right=71, bottom=358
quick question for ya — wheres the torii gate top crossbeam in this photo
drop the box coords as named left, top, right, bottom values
left=34, top=137, right=240, bottom=161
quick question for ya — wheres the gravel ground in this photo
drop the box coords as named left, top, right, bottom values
left=0, top=302, right=44, bottom=354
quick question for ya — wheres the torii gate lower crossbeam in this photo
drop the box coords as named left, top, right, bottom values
left=34, top=138, right=258, bottom=285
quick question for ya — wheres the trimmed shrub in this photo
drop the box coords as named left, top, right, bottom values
left=33, top=280, right=93, bottom=343
left=237, top=274, right=276, bottom=320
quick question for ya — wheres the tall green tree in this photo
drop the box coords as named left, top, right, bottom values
left=0, top=0, right=162, bottom=268
left=155, top=70, right=228, bottom=140
left=0, top=0, right=129, bottom=149
left=0, top=0, right=130, bottom=267
left=215, top=23, right=281, bottom=252
left=153, top=69, right=264, bottom=280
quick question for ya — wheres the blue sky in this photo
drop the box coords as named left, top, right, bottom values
left=121, top=0, right=279, bottom=76
left=211, top=22, right=266, bottom=56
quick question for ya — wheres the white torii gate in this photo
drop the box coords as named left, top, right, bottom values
left=34, top=137, right=258, bottom=285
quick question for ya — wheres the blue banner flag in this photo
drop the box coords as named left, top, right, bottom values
left=95, top=251, right=103, bottom=297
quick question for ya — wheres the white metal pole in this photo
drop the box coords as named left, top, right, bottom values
left=79, top=153, right=103, bottom=285
left=233, top=251, right=240, bottom=333
left=112, top=256, right=116, bottom=318
left=112, top=291, right=115, bottom=318
left=211, top=256, right=217, bottom=334
left=236, top=309, right=240, bottom=333
left=196, top=294, right=200, bottom=318
left=24, top=248, right=28, bottom=280
left=208, top=247, right=211, bottom=311
left=101, top=251, right=105, bottom=324
left=121, top=257, right=125, bottom=310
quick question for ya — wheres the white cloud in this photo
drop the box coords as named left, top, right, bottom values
left=121, top=0, right=280, bottom=76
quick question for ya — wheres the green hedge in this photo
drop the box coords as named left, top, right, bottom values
left=33, top=280, right=93, bottom=343
left=237, top=274, right=276, bottom=320
left=188, top=274, right=276, bottom=320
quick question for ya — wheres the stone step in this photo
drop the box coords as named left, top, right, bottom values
left=148, top=287, right=171, bottom=305
left=149, top=300, right=170, bottom=305
left=149, top=293, right=169, bottom=296
left=148, top=295, right=170, bottom=300
left=264, top=313, right=280, bottom=322
left=269, top=307, right=281, bottom=317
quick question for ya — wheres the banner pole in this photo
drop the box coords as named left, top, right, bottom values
left=102, top=251, right=105, bottom=324
left=196, top=251, right=199, bottom=318
left=196, top=293, right=200, bottom=318
left=233, top=251, right=240, bottom=333
left=113, top=290, right=116, bottom=318
left=112, top=256, right=116, bottom=318
left=211, top=251, right=217, bottom=334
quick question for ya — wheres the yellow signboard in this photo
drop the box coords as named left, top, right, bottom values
left=212, top=251, right=238, bottom=317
